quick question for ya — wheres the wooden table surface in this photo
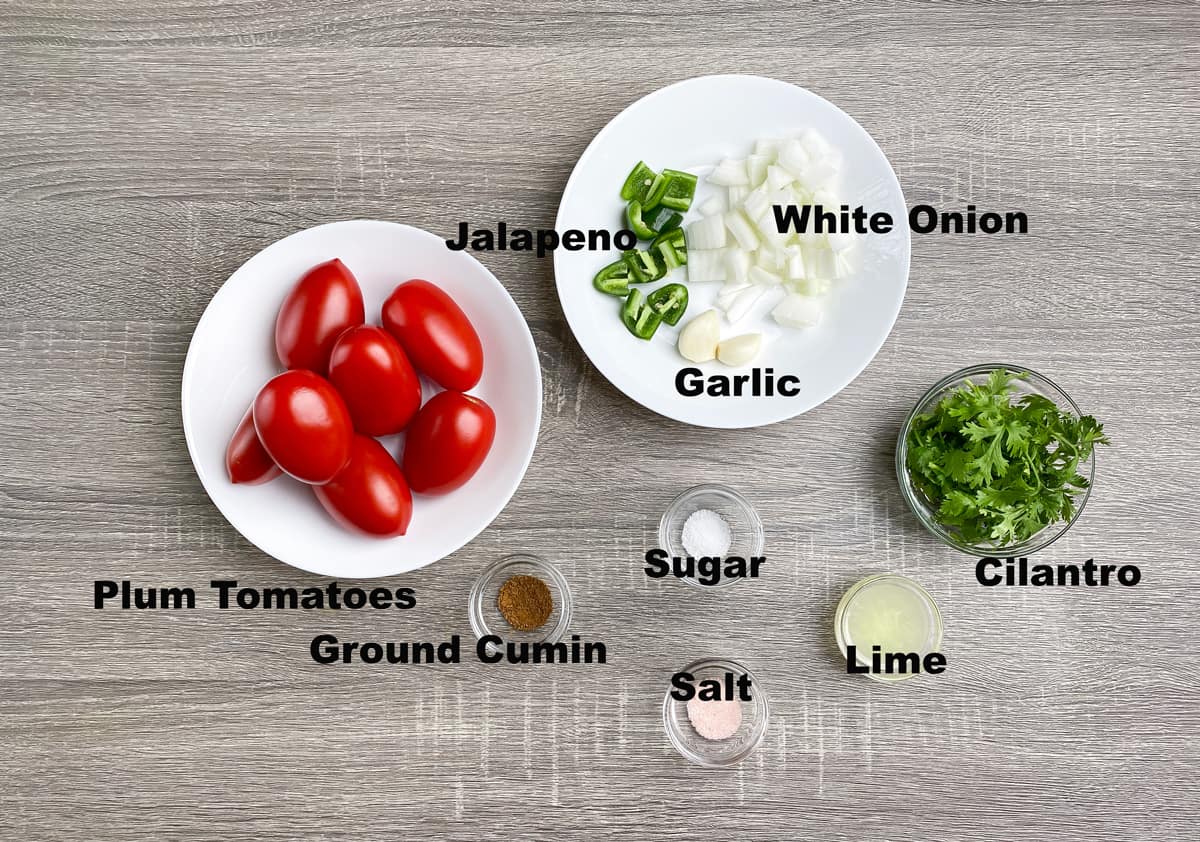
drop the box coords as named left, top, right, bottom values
left=2, top=3, right=1198, bottom=840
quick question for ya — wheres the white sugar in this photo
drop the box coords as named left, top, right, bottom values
left=681, top=508, right=732, bottom=557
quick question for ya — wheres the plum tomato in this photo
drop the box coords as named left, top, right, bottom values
left=275, top=258, right=365, bottom=373
left=253, top=370, right=353, bottom=484
left=225, top=403, right=282, bottom=485
left=381, top=279, right=483, bottom=391
left=313, top=436, right=413, bottom=537
left=327, top=325, right=422, bottom=436
left=403, top=391, right=496, bottom=495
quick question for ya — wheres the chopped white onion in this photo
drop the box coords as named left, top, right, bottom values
left=716, top=281, right=754, bottom=312
left=751, top=210, right=788, bottom=248
left=783, top=246, right=806, bottom=280
left=726, top=185, right=750, bottom=205
left=794, top=275, right=831, bottom=296
left=798, top=128, right=834, bottom=162
left=753, top=138, right=782, bottom=159
left=724, top=210, right=759, bottom=251
left=805, top=245, right=837, bottom=281
left=708, top=157, right=749, bottom=187
left=749, top=265, right=783, bottom=286
left=742, top=186, right=771, bottom=222
left=725, top=249, right=751, bottom=286
left=698, top=195, right=726, bottom=217
left=795, top=227, right=824, bottom=246
left=772, top=293, right=823, bottom=328
left=726, top=285, right=766, bottom=324
left=746, top=154, right=770, bottom=188
left=687, top=215, right=727, bottom=250
left=686, top=248, right=727, bottom=283
left=766, top=164, right=794, bottom=191
left=769, top=187, right=795, bottom=208
left=811, top=187, right=838, bottom=208
left=777, top=139, right=811, bottom=179
left=755, top=247, right=782, bottom=272
left=804, top=158, right=841, bottom=188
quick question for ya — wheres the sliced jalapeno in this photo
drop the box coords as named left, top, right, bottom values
left=650, top=228, right=688, bottom=270
left=659, top=169, right=698, bottom=212
left=620, top=249, right=647, bottom=283
left=633, top=304, right=663, bottom=339
left=620, top=161, right=658, bottom=203
left=624, top=292, right=662, bottom=339
left=623, top=248, right=665, bottom=283
left=626, top=199, right=658, bottom=241
left=620, top=288, right=664, bottom=340
left=621, top=288, right=644, bottom=330
left=643, top=204, right=683, bottom=235
left=592, top=259, right=632, bottom=296
left=647, top=283, right=689, bottom=326
left=642, top=172, right=669, bottom=211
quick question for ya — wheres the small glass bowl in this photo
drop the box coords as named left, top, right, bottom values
left=896, top=364, right=1096, bottom=556
left=662, top=657, right=770, bottom=768
left=658, top=484, right=764, bottom=591
left=468, top=554, right=572, bottom=656
left=834, top=573, right=943, bottom=684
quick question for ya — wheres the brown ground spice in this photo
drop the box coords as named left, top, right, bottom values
left=497, top=574, right=553, bottom=631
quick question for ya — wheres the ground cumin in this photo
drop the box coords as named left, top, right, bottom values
left=497, top=574, right=553, bottom=631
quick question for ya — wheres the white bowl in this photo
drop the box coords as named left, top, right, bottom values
left=182, top=220, right=542, bottom=578
left=554, top=74, right=910, bottom=428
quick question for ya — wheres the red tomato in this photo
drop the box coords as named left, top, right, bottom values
left=327, top=325, right=422, bottom=436
left=275, top=258, right=365, bottom=373
left=253, top=370, right=353, bottom=484
left=381, top=279, right=483, bottom=391
left=225, top=404, right=282, bottom=485
left=403, top=391, right=495, bottom=495
left=313, top=436, right=413, bottom=537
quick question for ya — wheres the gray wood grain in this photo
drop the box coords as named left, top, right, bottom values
left=1, top=3, right=1198, bottom=840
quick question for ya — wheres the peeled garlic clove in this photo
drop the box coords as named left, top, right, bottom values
left=717, top=333, right=763, bottom=366
left=678, top=309, right=721, bottom=363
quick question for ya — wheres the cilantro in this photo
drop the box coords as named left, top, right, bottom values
left=905, top=370, right=1109, bottom=546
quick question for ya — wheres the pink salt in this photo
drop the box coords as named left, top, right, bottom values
left=686, top=696, right=743, bottom=741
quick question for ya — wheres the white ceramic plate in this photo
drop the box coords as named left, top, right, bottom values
left=182, top=220, right=542, bottom=578
left=554, top=74, right=910, bottom=428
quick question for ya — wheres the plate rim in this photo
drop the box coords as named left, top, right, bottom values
left=181, top=218, right=543, bottom=578
left=553, top=73, right=911, bottom=429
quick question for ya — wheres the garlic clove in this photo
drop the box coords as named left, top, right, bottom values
left=677, top=309, right=721, bottom=363
left=716, top=332, right=763, bottom=366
